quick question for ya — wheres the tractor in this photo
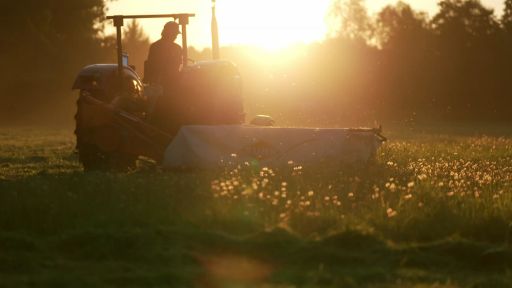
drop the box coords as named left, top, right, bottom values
left=73, top=13, right=245, bottom=170
left=72, top=11, right=385, bottom=171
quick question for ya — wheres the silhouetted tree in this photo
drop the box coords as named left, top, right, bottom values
left=0, top=0, right=110, bottom=124
left=328, top=0, right=373, bottom=42
left=502, top=0, right=512, bottom=32
left=431, top=0, right=501, bottom=120
left=374, top=2, right=434, bottom=119
left=2, top=0, right=511, bottom=125
left=376, top=2, right=430, bottom=50
left=432, top=0, right=498, bottom=44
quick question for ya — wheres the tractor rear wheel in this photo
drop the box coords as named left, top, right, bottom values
left=74, top=96, right=137, bottom=172
left=76, top=139, right=110, bottom=171
left=75, top=131, right=137, bottom=172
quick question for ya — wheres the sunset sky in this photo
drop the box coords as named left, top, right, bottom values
left=107, top=0, right=505, bottom=50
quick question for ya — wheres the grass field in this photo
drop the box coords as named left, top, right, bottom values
left=1, top=125, right=511, bottom=287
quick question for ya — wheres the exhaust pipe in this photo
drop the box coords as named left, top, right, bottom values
left=211, top=0, right=220, bottom=59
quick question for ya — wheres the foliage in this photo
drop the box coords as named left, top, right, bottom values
left=503, top=0, right=512, bottom=31
left=3, top=0, right=512, bottom=125
left=196, top=0, right=512, bottom=124
left=223, top=0, right=512, bottom=124
left=328, top=0, right=374, bottom=41
left=375, top=1, right=430, bottom=50
left=0, top=0, right=111, bottom=124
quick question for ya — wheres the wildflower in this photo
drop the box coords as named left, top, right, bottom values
left=308, top=190, right=314, bottom=197
left=404, top=194, right=412, bottom=200
left=387, top=208, right=397, bottom=218
left=418, top=174, right=427, bottom=181
left=407, top=181, right=415, bottom=188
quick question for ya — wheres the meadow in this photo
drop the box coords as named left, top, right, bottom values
left=0, top=125, right=511, bottom=287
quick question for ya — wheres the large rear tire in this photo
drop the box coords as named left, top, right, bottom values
left=75, top=94, right=137, bottom=172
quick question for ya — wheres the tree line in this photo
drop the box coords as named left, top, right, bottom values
left=225, top=0, right=512, bottom=124
left=328, top=0, right=512, bottom=122
left=1, top=0, right=511, bottom=125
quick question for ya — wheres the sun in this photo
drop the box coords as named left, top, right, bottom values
left=215, top=0, right=331, bottom=51
left=107, top=0, right=331, bottom=51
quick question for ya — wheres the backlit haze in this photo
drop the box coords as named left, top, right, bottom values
left=107, top=0, right=504, bottom=51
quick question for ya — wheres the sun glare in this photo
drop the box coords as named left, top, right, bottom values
left=107, top=0, right=331, bottom=51
left=216, top=0, right=330, bottom=51
left=108, top=0, right=502, bottom=51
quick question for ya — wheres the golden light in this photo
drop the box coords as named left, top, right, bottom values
left=215, top=0, right=331, bottom=51
left=106, top=0, right=453, bottom=51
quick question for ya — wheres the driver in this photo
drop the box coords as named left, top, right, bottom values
left=144, top=21, right=184, bottom=133
left=144, top=21, right=182, bottom=87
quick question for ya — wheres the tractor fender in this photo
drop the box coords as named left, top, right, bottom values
left=72, top=64, right=143, bottom=102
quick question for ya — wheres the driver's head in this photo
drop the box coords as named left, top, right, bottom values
left=162, top=21, right=180, bottom=40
